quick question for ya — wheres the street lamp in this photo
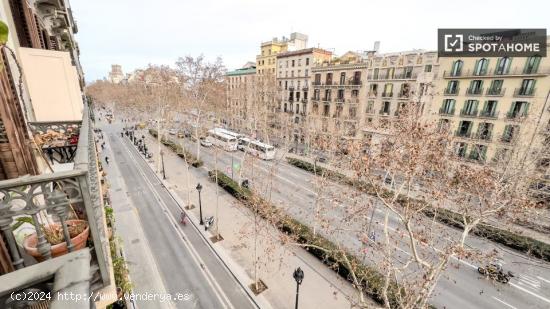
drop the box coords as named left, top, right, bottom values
left=160, top=150, right=166, bottom=180
left=293, top=267, right=304, bottom=309
left=196, top=183, right=204, bottom=225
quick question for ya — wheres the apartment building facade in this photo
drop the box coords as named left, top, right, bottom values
left=256, top=32, right=308, bottom=76
left=108, top=64, right=124, bottom=83
left=225, top=63, right=257, bottom=129
left=276, top=48, right=332, bottom=143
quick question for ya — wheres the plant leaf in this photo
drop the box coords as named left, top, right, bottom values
left=0, top=20, right=9, bottom=45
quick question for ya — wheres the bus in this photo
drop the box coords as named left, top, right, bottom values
left=238, top=138, right=275, bottom=160
left=213, top=128, right=244, bottom=140
left=207, top=129, right=238, bottom=151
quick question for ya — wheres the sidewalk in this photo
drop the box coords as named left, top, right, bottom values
left=143, top=132, right=376, bottom=309
left=285, top=152, right=550, bottom=246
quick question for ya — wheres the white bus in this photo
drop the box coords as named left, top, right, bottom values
left=238, top=138, right=275, bottom=160
left=213, top=128, right=244, bottom=140
left=207, top=129, right=238, bottom=151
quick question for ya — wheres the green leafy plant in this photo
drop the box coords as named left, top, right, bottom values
left=0, top=20, right=8, bottom=45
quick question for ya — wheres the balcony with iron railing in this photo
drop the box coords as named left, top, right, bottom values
left=466, top=87, right=483, bottom=96
left=486, top=87, right=505, bottom=96
left=335, top=98, right=345, bottom=103
left=474, top=130, right=493, bottom=141
left=513, top=87, right=536, bottom=97
left=444, top=87, right=460, bottom=95
left=439, top=107, right=455, bottom=116
left=397, top=92, right=410, bottom=99
left=506, top=110, right=527, bottom=121
left=368, top=91, right=378, bottom=98
left=455, top=129, right=472, bottom=138
left=460, top=108, right=478, bottom=117
left=0, top=103, right=113, bottom=308
left=478, top=110, right=499, bottom=119
left=443, top=66, right=550, bottom=78
left=379, top=109, right=391, bottom=116
left=381, top=91, right=393, bottom=98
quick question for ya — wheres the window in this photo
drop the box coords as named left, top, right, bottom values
left=313, top=89, right=320, bottom=100
left=337, top=89, right=345, bottom=100
left=366, top=101, right=374, bottom=113
left=285, top=81, right=288, bottom=90
left=353, top=71, right=361, bottom=84
left=349, top=106, right=357, bottom=118
left=481, top=100, right=498, bottom=118
left=373, top=68, right=379, bottom=79
left=457, top=120, right=473, bottom=137
left=488, top=80, right=503, bottom=95
left=455, top=142, right=468, bottom=158
left=477, top=122, right=493, bottom=140
left=386, top=68, right=395, bottom=79
left=314, top=74, right=321, bottom=84
left=450, top=60, right=463, bottom=76
left=425, top=65, right=432, bottom=72
left=495, top=57, right=512, bottom=75
left=524, top=56, right=541, bottom=74
left=323, top=104, right=330, bottom=116
left=286, top=60, right=289, bottom=68
left=508, top=101, right=529, bottom=118
left=298, top=59, right=302, bottom=66
left=351, top=90, right=359, bottom=97
left=306, top=58, right=310, bottom=65
left=383, top=83, right=393, bottom=97
left=292, top=60, right=295, bottom=67
left=404, top=66, right=413, bottom=78
left=469, top=144, right=487, bottom=162
left=462, top=100, right=478, bottom=116
left=340, top=72, right=346, bottom=85
left=326, top=73, right=333, bottom=85
left=502, top=125, right=519, bottom=142
left=369, top=84, right=378, bottom=96
left=474, top=58, right=489, bottom=75
left=440, top=99, right=455, bottom=114
left=324, top=89, right=331, bottom=101
left=381, top=101, right=391, bottom=114
left=468, top=80, right=483, bottom=94
left=519, top=79, right=536, bottom=96
left=305, top=69, right=308, bottom=76
left=446, top=80, right=459, bottom=94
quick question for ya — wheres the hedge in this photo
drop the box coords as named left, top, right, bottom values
left=208, top=169, right=403, bottom=307
left=149, top=129, right=203, bottom=167
left=287, top=157, right=550, bottom=262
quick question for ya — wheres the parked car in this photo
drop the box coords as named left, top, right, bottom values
left=200, top=139, right=213, bottom=147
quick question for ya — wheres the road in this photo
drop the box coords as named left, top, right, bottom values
left=101, top=122, right=257, bottom=309
left=163, top=134, right=550, bottom=309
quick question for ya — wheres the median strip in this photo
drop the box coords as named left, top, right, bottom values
left=207, top=169, right=403, bottom=308
left=286, top=157, right=550, bottom=262
left=149, top=129, right=203, bottom=167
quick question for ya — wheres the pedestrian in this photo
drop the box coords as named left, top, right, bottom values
left=105, top=156, right=109, bottom=165
left=101, top=143, right=105, bottom=150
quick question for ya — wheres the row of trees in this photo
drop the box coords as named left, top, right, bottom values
left=86, top=56, right=546, bottom=308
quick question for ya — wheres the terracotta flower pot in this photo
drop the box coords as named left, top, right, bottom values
left=23, top=220, right=90, bottom=262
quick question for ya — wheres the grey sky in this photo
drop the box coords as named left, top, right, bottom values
left=71, top=0, right=549, bottom=81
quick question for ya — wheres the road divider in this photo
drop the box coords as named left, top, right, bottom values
left=286, top=157, right=550, bottom=263
left=149, top=129, right=203, bottom=167
left=207, top=169, right=403, bottom=308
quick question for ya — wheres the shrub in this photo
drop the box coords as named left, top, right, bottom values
left=288, top=157, right=550, bottom=262
left=148, top=130, right=203, bottom=167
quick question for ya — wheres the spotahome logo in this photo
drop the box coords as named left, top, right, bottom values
left=438, top=29, right=546, bottom=57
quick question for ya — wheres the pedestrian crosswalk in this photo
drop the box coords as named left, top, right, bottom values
left=517, top=274, right=542, bottom=290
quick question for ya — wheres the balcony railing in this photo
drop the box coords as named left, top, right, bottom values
left=444, top=87, right=460, bottom=95
left=486, top=87, right=505, bottom=96
left=513, top=87, right=536, bottom=97
left=466, top=87, right=483, bottom=95
left=379, top=109, right=391, bottom=116
left=368, top=91, right=378, bottom=98
left=335, top=98, right=345, bottom=103
left=381, top=92, right=393, bottom=98
left=397, top=92, right=410, bottom=99
left=506, top=110, right=527, bottom=120
left=0, top=103, right=112, bottom=308
left=479, top=110, right=499, bottom=119
left=301, top=98, right=308, bottom=103
left=455, top=129, right=472, bottom=138
left=475, top=131, right=493, bottom=141
left=439, top=107, right=455, bottom=116
left=443, top=66, right=550, bottom=78
left=460, top=108, right=478, bottom=117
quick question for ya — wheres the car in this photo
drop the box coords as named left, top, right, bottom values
left=200, top=139, right=213, bottom=147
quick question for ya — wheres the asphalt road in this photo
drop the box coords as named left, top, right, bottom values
left=168, top=135, right=550, bottom=309
left=102, top=123, right=257, bottom=309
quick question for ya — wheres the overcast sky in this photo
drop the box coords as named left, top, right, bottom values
left=70, top=0, right=549, bottom=81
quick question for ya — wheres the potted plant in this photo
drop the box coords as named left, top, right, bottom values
left=23, top=219, right=90, bottom=261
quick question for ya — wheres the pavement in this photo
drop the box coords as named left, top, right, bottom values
left=101, top=120, right=366, bottom=309
left=153, top=130, right=550, bottom=309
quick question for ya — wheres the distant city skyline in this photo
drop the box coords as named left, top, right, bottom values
left=71, top=0, right=550, bottom=82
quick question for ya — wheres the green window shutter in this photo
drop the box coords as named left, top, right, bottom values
left=474, top=59, right=480, bottom=74
left=482, top=59, right=489, bottom=74
left=482, top=100, right=487, bottom=112
left=522, top=102, right=530, bottom=116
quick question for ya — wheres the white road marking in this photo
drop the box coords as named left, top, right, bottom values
left=509, top=282, right=550, bottom=304
left=537, top=276, right=550, bottom=284
left=518, top=279, right=540, bottom=290
left=121, top=139, right=234, bottom=309
left=492, top=296, right=517, bottom=309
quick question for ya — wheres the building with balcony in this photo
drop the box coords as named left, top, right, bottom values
left=0, top=1, right=115, bottom=307
left=276, top=47, right=332, bottom=143
left=431, top=41, right=550, bottom=203
left=225, top=62, right=257, bottom=130
left=256, top=32, right=308, bottom=76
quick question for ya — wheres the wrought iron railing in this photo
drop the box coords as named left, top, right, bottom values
left=0, top=103, right=111, bottom=307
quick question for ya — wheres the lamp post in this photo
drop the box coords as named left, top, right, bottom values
left=293, top=267, right=304, bottom=309
left=196, top=183, right=204, bottom=225
left=160, top=150, right=166, bottom=180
